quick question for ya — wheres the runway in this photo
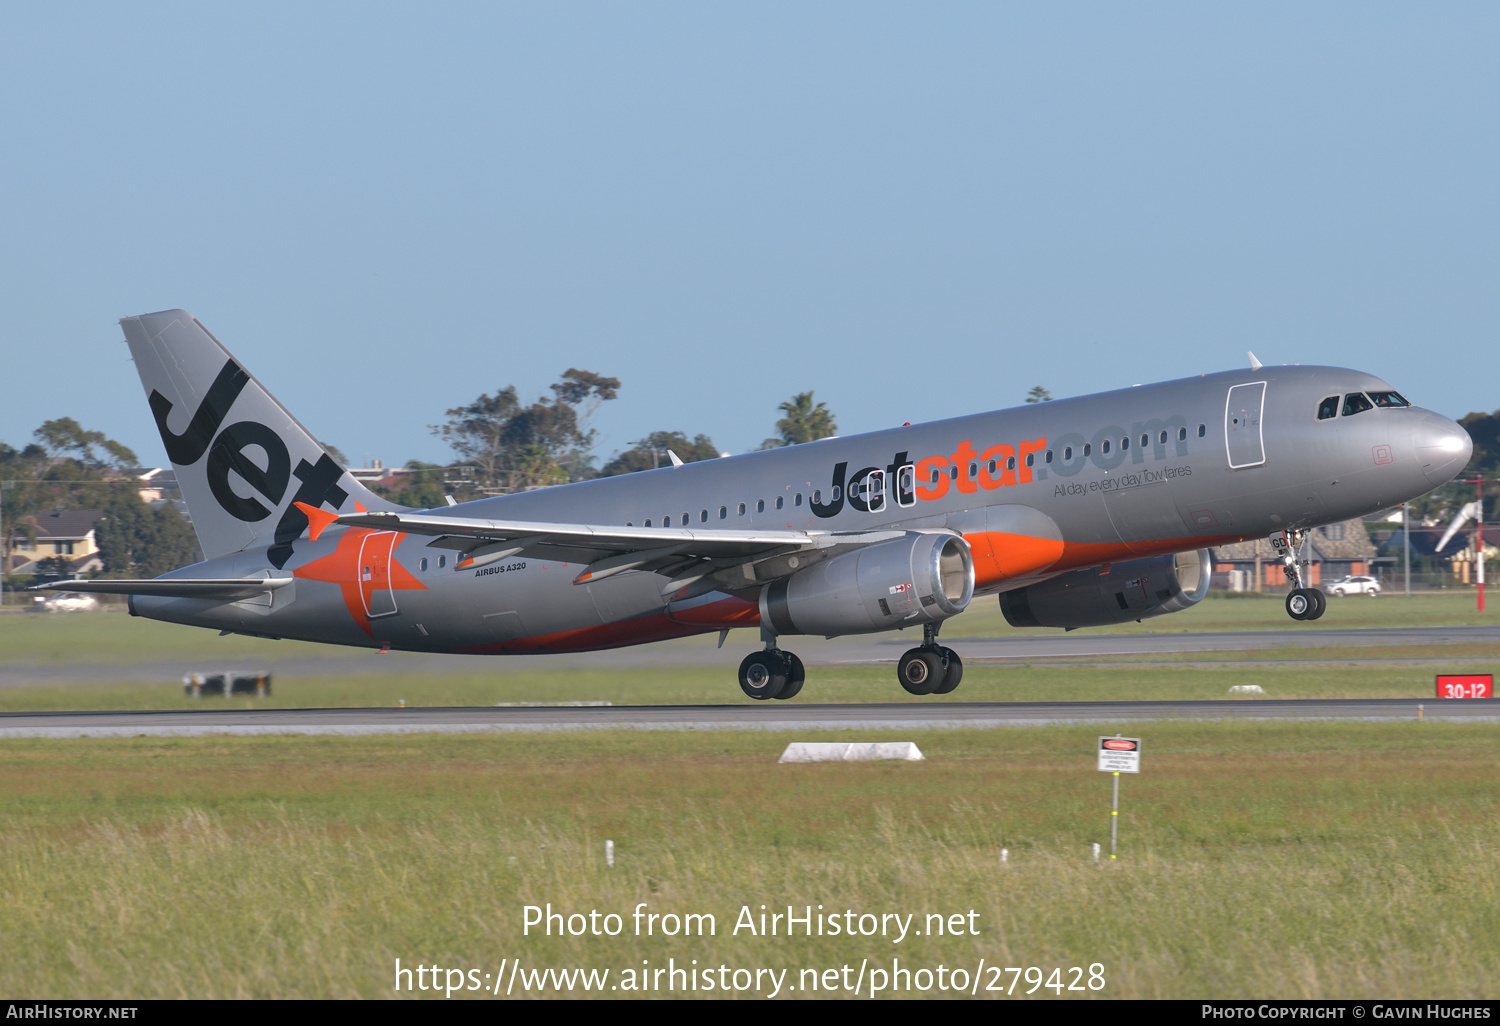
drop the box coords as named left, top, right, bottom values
left=1, top=698, right=1495, bottom=737
left=4, top=624, right=1495, bottom=686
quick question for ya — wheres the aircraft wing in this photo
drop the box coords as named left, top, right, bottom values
left=30, top=578, right=292, bottom=599
left=299, top=505, right=908, bottom=596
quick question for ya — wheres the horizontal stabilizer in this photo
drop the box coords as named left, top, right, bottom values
left=30, top=578, right=293, bottom=599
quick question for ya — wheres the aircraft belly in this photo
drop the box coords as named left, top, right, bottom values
left=1102, top=480, right=1193, bottom=554
left=587, top=573, right=667, bottom=624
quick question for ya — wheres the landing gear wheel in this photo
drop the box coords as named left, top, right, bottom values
left=1285, top=588, right=1314, bottom=621
left=1306, top=588, right=1327, bottom=620
left=774, top=652, right=805, bottom=700
left=898, top=648, right=945, bottom=695
left=739, top=651, right=787, bottom=700
left=932, top=647, right=964, bottom=695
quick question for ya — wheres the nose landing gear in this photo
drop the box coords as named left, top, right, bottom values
left=897, top=622, right=964, bottom=696
left=1274, top=528, right=1326, bottom=621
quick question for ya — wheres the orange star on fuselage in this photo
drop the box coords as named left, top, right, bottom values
left=293, top=527, right=427, bottom=636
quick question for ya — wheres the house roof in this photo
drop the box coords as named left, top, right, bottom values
left=1213, top=519, right=1376, bottom=562
left=23, top=509, right=103, bottom=540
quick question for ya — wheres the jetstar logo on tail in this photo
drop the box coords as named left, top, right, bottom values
left=148, top=358, right=349, bottom=568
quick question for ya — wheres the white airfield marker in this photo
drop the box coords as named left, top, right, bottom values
left=778, top=742, right=925, bottom=763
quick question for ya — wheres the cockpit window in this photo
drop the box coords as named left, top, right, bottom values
left=1317, top=396, right=1340, bottom=420
left=1367, top=390, right=1410, bottom=408
left=1343, top=392, right=1374, bottom=416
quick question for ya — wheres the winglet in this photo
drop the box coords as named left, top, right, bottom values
left=667, top=449, right=684, bottom=468
left=1247, top=350, right=1263, bottom=370
left=295, top=502, right=341, bottom=541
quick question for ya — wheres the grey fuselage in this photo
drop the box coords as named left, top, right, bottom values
left=135, top=364, right=1472, bottom=653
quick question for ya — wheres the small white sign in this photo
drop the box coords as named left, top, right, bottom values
left=1098, top=736, right=1141, bottom=773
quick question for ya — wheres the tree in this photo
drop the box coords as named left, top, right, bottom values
left=33, top=417, right=137, bottom=467
left=431, top=369, right=620, bottom=492
left=94, top=488, right=198, bottom=578
left=1025, top=386, right=1053, bottom=404
left=367, top=461, right=451, bottom=510
left=598, top=432, right=720, bottom=477
left=761, top=392, right=837, bottom=449
left=3, top=421, right=139, bottom=582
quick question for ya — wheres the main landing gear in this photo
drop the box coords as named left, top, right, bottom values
left=738, top=633, right=805, bottom=701
left=896, top=623, right=964, bottom=696
left=1275, top=528, right=1326, bottom=622
left=739, top=623, right=965, bottom=701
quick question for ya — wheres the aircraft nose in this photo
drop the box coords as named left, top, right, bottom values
left=1414, top=413, right=1473, bottom=487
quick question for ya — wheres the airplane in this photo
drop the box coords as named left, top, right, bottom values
left=36, top=310, right=1474, bottom=700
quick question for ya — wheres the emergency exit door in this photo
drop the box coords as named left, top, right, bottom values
left=358, top=531, right=400, bottom=619
left=1225, top=382, right=1267, bottom=469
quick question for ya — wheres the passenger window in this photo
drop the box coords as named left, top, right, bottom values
left=1140, top=434, right=1149, bottom=448
left=1121, top=436, right=1129, bottom=451
left=1343, top=392, right=1374, bottom=416
left=1102, top=440, right=1111, bottom=454
left=718, top=506, right=727, bottom=520
left=831, top=486, right=841, bottom=501
left=756, top=500, right=765, bottom=513
left=931, top=469, right=941, bottom=485
left=644, top=518, right=652, bottom=527
left=1317, top=396, right=1340, bottom=420
left=865, top=472, right=884, bottom=512
left=1367, top=390, right=1410, bottom=408
left=776, top=496, right=784, bottom=510
left=438, top=555, right=447, bottom=568
left=683, top=512, right=691, bottom=525
left=1158, top=430, right=1167, bottom=445
left=1083, top=443, right=1092, bottom=457
left=1178, top=427, right=1187, bottom=441
left=988, top=460, right=996, bottom=474
left=949, top=466, right=958, bottom=480
left=1024, top=453, right=1034, bottom=467
left=419, top=557, right=428, bottom=571
left=1045, top=449, right=1053, bottom=463
left=700, top=509, right=708, bottom=523
left=1006, top=456, right=1016, bottom=470
left=813, top=490, right=822, bottom=505
left=1197, top=424, right=1206, bottom=437
left=1064, top=446, right=1073, bottom=460
left=968, top=462, right=977, bottom=479
left=794, top=493, right=802, bottom=506
left=737, top=503, right=746, bottom=516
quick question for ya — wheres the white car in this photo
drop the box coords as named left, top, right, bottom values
left=33, top=591, right=101, bottom=613
left=1328, top=575, right=1381, bottom=597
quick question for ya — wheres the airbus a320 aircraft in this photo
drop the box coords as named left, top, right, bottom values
left=39, top=310, right=1473, bottom=700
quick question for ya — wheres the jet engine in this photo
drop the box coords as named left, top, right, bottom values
left=760, top=532, right=974, bottom=636
left=998, top=548, right=1212, bottom=629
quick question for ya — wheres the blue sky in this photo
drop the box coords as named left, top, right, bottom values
left=3, top=3, right=1497, bottom=470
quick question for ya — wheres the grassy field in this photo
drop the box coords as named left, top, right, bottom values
left=0, top=659, right=1493, bottom=712
left=1, top=722, right=1496, bottom=999
left=2, top=592, right=1494, bottom=665
left=0, top=591, right=1493, bottom=710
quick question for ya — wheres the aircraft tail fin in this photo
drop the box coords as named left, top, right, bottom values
left=119, top=309, right=399, bottom=567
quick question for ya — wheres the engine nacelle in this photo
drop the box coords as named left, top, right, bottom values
left=998, top=548, right=1212, bottom=629
left=760, top=532, right=974, bottom=637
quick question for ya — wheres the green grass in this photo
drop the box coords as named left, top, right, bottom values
left=0, top=660, right=1491, bottom=712
left=1, top=723, right=1496, bottom=998
left=1, top=591, right=1493, bottom=666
